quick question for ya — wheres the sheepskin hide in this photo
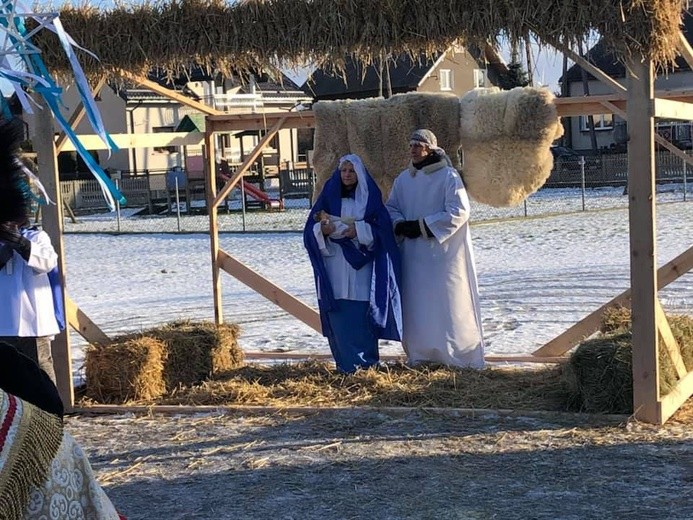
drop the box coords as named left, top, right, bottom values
left=459, top=87, right=564, bottom=207
left=312, top=92, right=462, bottom=197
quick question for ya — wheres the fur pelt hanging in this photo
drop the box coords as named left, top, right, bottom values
left=0, top=117, right=30, bottom=224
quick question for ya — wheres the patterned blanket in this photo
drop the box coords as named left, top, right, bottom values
left=0, top=390, right=121, bottom=520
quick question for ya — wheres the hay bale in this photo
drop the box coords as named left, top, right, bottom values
left=149, top=320, right=244, bottom=390
left=84, top=320, right=243, bottom=403
left=562, top=313, right=693, bottom=413
left=600, top=305, right=632, bottom=334
left=459, top=87, right=563, bottom=207
left=562, top=334, right=634, bottom=414
left=85, top=336, right=166, bottom=403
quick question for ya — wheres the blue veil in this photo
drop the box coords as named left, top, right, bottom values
left=303, top=154, right=402, bottom=341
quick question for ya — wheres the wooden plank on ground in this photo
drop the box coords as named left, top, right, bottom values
left=532, top=245, right=693, bottom=357
left=65, top=295, right=111, bottom=345
left=217, top=249, right=321, bottom=332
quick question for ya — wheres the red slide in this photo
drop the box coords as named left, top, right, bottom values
left=241, top=180, right=283, bottom=209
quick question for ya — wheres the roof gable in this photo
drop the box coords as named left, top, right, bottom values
left=304, top=54, right=439, bottom=99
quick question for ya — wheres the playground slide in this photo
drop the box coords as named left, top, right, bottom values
left=241, top=180, right=282, bottom=208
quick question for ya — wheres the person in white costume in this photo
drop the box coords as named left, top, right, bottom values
left=0, top=118, right=60, bottom=384
left=386, top=129, right=485, bottom=368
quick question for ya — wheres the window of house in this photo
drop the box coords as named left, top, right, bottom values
left=473, top=69, right=487, bottom=89
left=153, top=126, right=177, bottom=154
left=579, top=114, right=614, bottom=132
left=439, top=69, right=453, bottom=91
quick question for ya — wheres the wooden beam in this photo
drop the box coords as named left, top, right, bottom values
left=65, top=295, right=111, bottom=345
left=658, top=369, right=693, bottom=424
left=121, top=71, right=225, bottom=116
left=243, top=352, right=566, bottom=364
left=653, top=98, right=693, bottom=121
left=34, top=96, right=73, bottom=409
left=676, top=31, right=693, bottom=70
left=205, top=132, right=223, bottom=325
left=211, top=116, right=287, bottom=209
left=55, top=76, right=108, bottom=152
left=60, top=131, right=204, bottom=151
left=218, top=249, right=322, bottom=332
left=552, top=89, right=693, bottom=117
left=551, top=40, right=626, bottom=94
left=601, top=100, right=693, bottom=168
left=532, top=245, right=693, bottom=357
left=655, top=300, right=687, bottom=379
left=627, top=56, right=661, bottom=424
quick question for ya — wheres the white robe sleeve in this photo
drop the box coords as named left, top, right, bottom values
left=385, top=176, right=405, bottom=227
left=25, top=230, right=58, bottom=274
left=422, top=170, right=471, bottom=244
left=312, top=222, right=333, bottom=256
left=354, top=221, right=374, bottom=249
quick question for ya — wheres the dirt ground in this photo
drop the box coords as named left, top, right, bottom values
left=66, top=407, right=692, bottom=520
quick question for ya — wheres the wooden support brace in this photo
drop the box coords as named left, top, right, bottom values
left=601, top=100, right=693, bottom=168
left=217, top=249, right=321, bottom=332
left=676, top=31, right=693, bottom=70
left=212, top=116, right=288, bottom=209
left=65, top=295, right=111, bottom=345
left=532, top=246, right=693, bottom=358
left=55, top=76, right=108, bottom=152
left=655, top=300, right=688, bottom=379
left=120, top=70, right=225, bottom=116
left=658, top=369, right=693, bottom=423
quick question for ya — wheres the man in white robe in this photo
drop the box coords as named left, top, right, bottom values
left=386, top=129, right=484, bottom=368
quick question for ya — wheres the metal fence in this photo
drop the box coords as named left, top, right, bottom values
left=57, top=152, right=691, bottom=234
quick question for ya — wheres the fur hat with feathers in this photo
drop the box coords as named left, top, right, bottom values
left=0, top=118, right=30, bottom=224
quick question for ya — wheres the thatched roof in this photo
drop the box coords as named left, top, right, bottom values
left=32, top=0, right=687, bottom=81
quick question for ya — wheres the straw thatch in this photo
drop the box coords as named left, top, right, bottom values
left=30, top=0, right=687, bottom=81
left=84, top=320, right=243, bottom=403
left=563, top=311, right=693, bottom=413
left=157, top=361, right=567, bottom=411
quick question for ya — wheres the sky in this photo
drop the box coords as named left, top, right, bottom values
left=63, top=192, right=693, bottom=382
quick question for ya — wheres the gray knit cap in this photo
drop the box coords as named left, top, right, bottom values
left=410, top=129, right=438, bottom=148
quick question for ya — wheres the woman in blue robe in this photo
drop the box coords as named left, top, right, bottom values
left=304, top=154, right=402, bottom=373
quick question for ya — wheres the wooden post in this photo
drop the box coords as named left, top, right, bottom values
left=626, top=57, right=660, bottom=423
left=33, top=98, right=74, bottom=409
left=205, top=130, right=222, bottom=325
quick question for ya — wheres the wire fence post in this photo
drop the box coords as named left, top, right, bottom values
left=580, top=156, right=586, bottom=211
left=523, top=198, right=528, bottom=217
left=684, top=156, right=688, bottom=202
left=175, top=177, right=182, bottom=232
left=115, top=178, right=121, bottom=233
left=241, top=176, right=247, bottom=232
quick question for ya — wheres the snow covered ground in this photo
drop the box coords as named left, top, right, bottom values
left=64, top=197, right=693, bottom=380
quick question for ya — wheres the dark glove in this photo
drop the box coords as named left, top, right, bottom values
left=0, top=223, right=31, bottom=261
left=394, top=220, right=422, bottom=239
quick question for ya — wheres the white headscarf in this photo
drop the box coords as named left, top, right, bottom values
left=338, top=154, right=369, bottom=220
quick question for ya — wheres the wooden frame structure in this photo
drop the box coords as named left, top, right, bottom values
left=36, top=38, right=693, bottom=424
